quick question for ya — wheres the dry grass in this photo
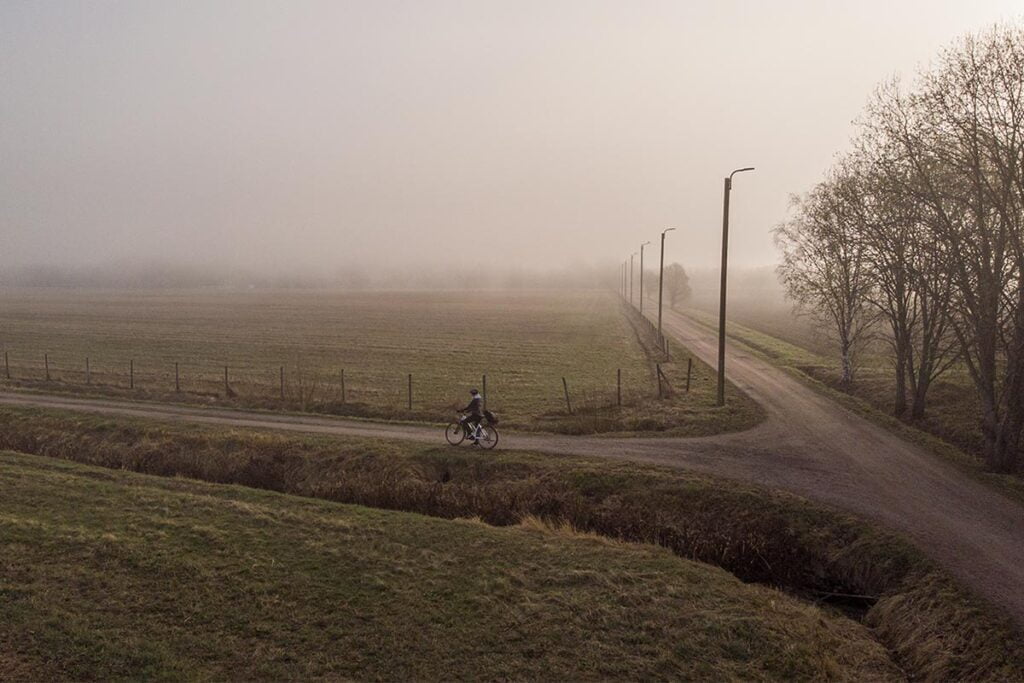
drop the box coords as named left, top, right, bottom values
left=0, top=287, right=762, bottom=435
left=0, top=450, right=900, bottom=681
left=2, top=405, right=1022, bottom=681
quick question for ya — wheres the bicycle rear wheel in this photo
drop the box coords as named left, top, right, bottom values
left=445, top=422, right=466, bottom=445
left=477, top=425, right=499, bottom=450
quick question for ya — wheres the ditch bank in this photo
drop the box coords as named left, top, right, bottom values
left=1, top=407, right=1021, bottom=680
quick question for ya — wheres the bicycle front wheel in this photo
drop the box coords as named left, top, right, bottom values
left=445, top=422, right=465, bottom=445
left=477, top=425, right=499, bottom=450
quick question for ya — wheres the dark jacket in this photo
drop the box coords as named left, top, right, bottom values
left=462, top=395, right=483, bottom=416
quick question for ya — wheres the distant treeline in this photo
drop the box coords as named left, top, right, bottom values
left=0, top=262, right=618, bottom=291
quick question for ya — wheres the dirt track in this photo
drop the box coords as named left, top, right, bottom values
left=2, top=307, right=1023, bottom=629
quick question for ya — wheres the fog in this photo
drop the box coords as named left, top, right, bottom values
left=2, top=1, right=1020, bottom=283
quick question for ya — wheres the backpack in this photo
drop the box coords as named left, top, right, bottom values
left=483, top=410, right=498, bottom=425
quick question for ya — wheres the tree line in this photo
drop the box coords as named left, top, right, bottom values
left=775, top=24, right=1024, bottom=473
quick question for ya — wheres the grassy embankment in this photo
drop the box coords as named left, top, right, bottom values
left=0, top=451, right=898, bottom=681
left=1, top=406, right=1022, bottom=681
left=684, top=305, right=1024, bottom=501
left=0, top=288, right=761, bottom=436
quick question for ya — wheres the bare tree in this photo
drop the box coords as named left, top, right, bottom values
left=863, top=25, right=1024, bottom=471
left=838, top=155, right=959, bottom=417
left=662, top=263, right=692, bottom=310
left=775, top=176, right=876, bottom=386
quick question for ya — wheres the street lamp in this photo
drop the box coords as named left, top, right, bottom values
left=657, top=227, right=676, bottom=343
left=639, top=242, right=651, bottom=313
left=630, top=252, right=637, bottom=306
left=717, top=167, right=755, bottom=406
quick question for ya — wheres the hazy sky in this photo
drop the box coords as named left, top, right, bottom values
left=2, top=1, right=1021, bottom=276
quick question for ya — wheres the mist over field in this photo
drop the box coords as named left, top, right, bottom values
left=6, top=4, right=1024, bottom=680
left=3, top=1, right=1021, bottom=282
left=0, top=261, right=613, bottom=290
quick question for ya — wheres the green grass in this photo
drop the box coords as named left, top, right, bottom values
left=0, top=451, right=900, bottom=681
left=0, top=288, right=762, bottom=435
left=3, top=406, right=1023, bottom=681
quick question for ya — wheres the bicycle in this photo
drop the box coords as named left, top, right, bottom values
left=445, top=412, right=499, bottom=450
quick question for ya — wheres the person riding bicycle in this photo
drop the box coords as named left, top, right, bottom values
left=459, top=389, right=484, bottom=443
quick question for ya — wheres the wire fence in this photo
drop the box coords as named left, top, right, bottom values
left=0, top=349, right=679, bottom=418
left=0, top=297, right=693, bottom=419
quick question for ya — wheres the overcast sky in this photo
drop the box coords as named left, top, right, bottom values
left=1, top=1, right=1021, bottom=276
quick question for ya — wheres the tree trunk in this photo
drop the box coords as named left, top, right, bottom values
left=987, top=356, right=1024, bottom=473
left=893, top=352, right=908, bottom=417
left=910, top=374, right=930, bottom=419
left=985, top=421, right=1019, bottom=473
left=976, top=384, right=1023, bottom=472
left=840, top=343, right=854, bottom=387
left=1000, top=411, right=1024, bottom=473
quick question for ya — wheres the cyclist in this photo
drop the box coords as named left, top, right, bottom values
left=459, top=388, right=484, bottom=444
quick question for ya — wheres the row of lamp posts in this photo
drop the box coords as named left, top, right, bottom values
left=620, top=167, right=755, bottom=407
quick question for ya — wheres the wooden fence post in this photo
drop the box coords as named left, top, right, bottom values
left=341, top=368, right=346, bottom=403
left=44, top=354, right=50, bottom=381
left=686, top=358, right=692, bottom=393
left=482, top=374, right=487, bottom=411
left=175, top=362, right=180, bottom=392
left=3, top=351, right=8, bottom=379
left=280, top=366, right=285, bottom=400
left=617, top=368, right=622, bottom=407
left=224, top=365, right=229, bottom=395
left=86, top=357, right=90, bottom=385
left=129, top=360, right=134, bottom=389
left=656, top=363, right=663, bottom=399
left=408, top=373, right=413, bottom=411
left=562, top=377, right=573, bottom=414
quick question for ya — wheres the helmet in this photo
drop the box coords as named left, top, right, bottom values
left=469, top=388, right=479, bottom=395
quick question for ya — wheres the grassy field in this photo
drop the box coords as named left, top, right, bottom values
left=0, top=451, right=901, bottom=681
left=3, top=406, right=1023, bottom=681
left=0, top=287, right=761, bottom=434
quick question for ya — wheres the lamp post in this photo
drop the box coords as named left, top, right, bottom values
left=657, top=227, right=676, bottom=342
left=630, top=252, right=637, bottom=306
left=716, top=167, right=755, bottom=406
left=639, top=241, right=651, bottom=313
